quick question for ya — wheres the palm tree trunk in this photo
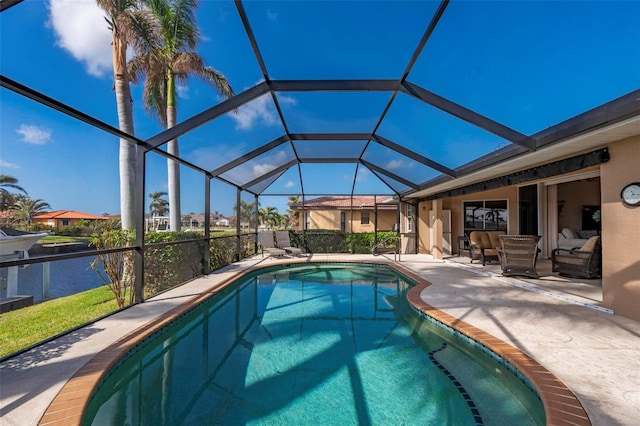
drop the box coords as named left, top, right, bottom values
left=167, top=76, right=181, bottom=231
left=113, top=34, right=136, bottom=231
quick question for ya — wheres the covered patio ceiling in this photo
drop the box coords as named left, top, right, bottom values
left=2, top=0, right=639, bottom=203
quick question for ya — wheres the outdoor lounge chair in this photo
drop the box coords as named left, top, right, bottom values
left=497, top=235, right=541, bottom=278
left=469, top=230, right=505, bottom=265
left=258, top=231, right=287, bottom=258
left=275, top=231, right=304, bottom=256
left=552, top=236, right=601, bottom=279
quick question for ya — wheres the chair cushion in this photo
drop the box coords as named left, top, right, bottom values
left=579, top=236, right=599, bottom=252
left=487, top=231, right=504, bottom=249
left=470, top=231, right=505, bottom=249
left=484, top=248, right=499, bottom=257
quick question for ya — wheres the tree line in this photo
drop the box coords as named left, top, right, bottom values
left=0, top=174, right=52, bottom=230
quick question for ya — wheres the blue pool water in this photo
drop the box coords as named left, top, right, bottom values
left=83, top=263, right=545, bottom=425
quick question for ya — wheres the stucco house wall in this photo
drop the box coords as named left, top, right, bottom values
left=417, top=135, right=640, bottom=321
left=295, top=208, right=397, bottom=232
left=418, top=186, right=518, bottom=255
left=600, top=135, right=640, bottom=320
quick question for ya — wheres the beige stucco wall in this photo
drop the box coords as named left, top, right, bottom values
left=416, top=137, right=640, bottom=322
left=418, top=186, right=518, bottom=255
left=294, top=209, right=397, bottom=232
left=306, top=210, right=341, bottom=230
left=600, top=136, right=640, bottom=320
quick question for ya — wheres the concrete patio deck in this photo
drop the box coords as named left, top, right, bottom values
left=1, top=254, right=638, bottom=425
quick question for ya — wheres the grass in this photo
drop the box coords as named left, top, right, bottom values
left=0, top=286, right=123, bottom=359
left=40, top=235, right=91, bottom=244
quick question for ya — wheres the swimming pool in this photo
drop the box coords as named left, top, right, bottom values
left=81, top=263, right=546, bottom=425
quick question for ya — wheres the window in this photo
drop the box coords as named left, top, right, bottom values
left=361, top=211, right=370, bottom=225
left=340, top=211, right=346, bottom=232
left=62, top=219, right=70, bottom=226
left=406, top=204, right=414, bottom=233
left=305, top=212, right=310, bottom=229
left=464, top=200, right=508, bottom=234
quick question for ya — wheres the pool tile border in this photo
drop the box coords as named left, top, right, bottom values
left=38, top=258, right=591, bottom=425
left=396, top=263, right=591, bottom=426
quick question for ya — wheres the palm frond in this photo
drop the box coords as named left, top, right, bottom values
left=173, top=52, right=234, bottom=99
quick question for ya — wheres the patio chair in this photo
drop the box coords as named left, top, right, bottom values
left=469, top=230, right=505, bottom=265
left=497, top=235, right=541, bottom=279
left=552, top=236, right=601, bottom=279
left=258, top=231, right=287, bottom=258
left=275, top=231, right=304, bottom=256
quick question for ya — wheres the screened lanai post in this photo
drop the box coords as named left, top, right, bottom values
left=374, top=195, right=378, bottom=247
left=203, top=177, right=211, bottom=275
left=236, top=189, right=241, bottom=262
left=134, top=148, right=146, bottom=303
left=397, top=201, right=402, bottom=252
left=254, top=194, right=259, bottom=255
left=350, top=196, right=354, bottom=235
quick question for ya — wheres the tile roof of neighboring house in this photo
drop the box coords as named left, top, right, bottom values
left=33, top=210, right=109, bottom=220
left=289, top=196, right=397, bottom=210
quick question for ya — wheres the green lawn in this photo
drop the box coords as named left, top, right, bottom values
left=0, top=286, right=123, bottom=359
left=40, top=235, right=91, bottom=244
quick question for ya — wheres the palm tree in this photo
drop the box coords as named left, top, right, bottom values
left=0, top=174, right=28, bottom=211
left=10, top=196, right=51, bottom=230
left=259, top=206, right=278, bottom=228
left=96, top=0, right=159, bottom=230
left=149, top=191, right=169, bottom=217
left=287, top=195, right=301, bottom=228
left=234, top=200, right=256, bottom=229
left=130, top=0, right=234, bottom=232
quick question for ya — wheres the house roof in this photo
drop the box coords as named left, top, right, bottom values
left=34, top=210, right=108, bottom=221
left=290, top=196, right=397, bottom=210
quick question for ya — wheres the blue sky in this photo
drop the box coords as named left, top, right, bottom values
left=1, top=0, right=639, bottom=217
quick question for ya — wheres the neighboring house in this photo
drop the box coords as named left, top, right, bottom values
left=0, top=210, right=14, bottom=225
left=33, top=210, right=109, bottom=228
left=180, top=213, right=229, bottom=228
left=289, top=196, right=398, bottom=233
left=215, top=218, right=231, bottom=227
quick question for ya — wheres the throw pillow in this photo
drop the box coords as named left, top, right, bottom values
left=562, top=228, right=578, bottom=239
left=578, top=230, right=598, bottom=239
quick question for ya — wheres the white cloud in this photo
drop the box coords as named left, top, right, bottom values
left=252, top=163, right=276, bottom=177
left=267, top=9, right=279, bottom=22
left=355, top=167, right=370, bottom=182
left=284, top=180, right=294, bottom=188
left=231, top=94, right=276, bottom=130
left=386, top=159, right=404, bottom=169
left=230, top=92, right=296, bottom=130
left=48, top=0, right=112, bottom=78
left=176, top=84, right=190, bottom=100
left=16, top=125, right=52, bottom=145
left=0, top=160, right=19, bottom=169
left=249, top=151, right=288, bottom=178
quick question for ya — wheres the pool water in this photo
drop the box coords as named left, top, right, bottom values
left=83, top=263, right=545, bottom=425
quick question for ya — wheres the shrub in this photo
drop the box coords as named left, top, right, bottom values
left=90, top=229, right=135, bottom=308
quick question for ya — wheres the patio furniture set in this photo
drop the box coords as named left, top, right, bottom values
left=466, top=230, right=601, bottom=279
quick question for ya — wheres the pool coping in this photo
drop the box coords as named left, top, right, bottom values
left=38, top=259, right=590, bottom=425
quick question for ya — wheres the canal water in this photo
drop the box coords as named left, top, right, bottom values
left=0, top=249, right=105, bottom=303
